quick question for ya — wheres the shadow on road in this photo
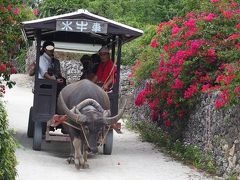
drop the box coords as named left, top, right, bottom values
left=14, top=129, right=71, bottom=158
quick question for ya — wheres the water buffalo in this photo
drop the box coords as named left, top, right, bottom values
left=53, top=79, right=125, bottom=169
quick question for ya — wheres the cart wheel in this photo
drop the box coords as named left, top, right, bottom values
left=33, top=121, right=42, bottom=151
left=103, top=129, right=113, bottom=155
left=27, top=107, right=34, bottom=138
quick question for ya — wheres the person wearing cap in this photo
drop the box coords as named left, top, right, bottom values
left=39, top=41, right=66, bottom=94
left=96, top=46, right=116, bottom=91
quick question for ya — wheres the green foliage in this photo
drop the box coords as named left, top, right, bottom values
left=15, top=47, right=27, bottom=73
left=0, top=102, right=17, bottom=180
left=134, top=120, right=216, bottom=174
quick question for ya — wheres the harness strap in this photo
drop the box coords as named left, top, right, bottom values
left=63, top=121, right=111, bottom=150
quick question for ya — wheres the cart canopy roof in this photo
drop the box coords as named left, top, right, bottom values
left=21, top=9, right=143, bottom=46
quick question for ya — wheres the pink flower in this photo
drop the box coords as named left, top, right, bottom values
left=13, top=8, right=19, bottom=15
left=215, top=99, right=225, bottom=108
left=201, top=84, right=211, bottom=92
left=150, top=38, right=159, bottom=48
left=215, top=90, right=229, bottom=108
left=222, top=10, right=232, bottom=19
left=162, top=112, right=168, bottom=119
left=231, top=2, right=238, bottom=7
left=184, top=84, right=197, bottom=99
left=234, top=86, right=240, bottom=94
left=148, top=98, right=159, bottom=110
left=236, top=24, right=240, bottom=30
left=210, top=0, right=219, bottom=3
left=33, top=9, right=38, bottom=16
left=227, top=34, right=240, bottom=41
left=207, top=48, right=216, bottom=57
left=171, top=78, right=183, bottom=89
left=172, top=25, right=180, bottom=35
left=205, top=13, right=215, bottom=22
left=167, top=96, right=173, bottom=105
left=183, top=18, right=196, bottom=29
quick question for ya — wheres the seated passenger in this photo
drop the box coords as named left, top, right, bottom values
left=91, top=53, right=101, bottom=74
left=96, top=47, right=116, bottom=91
left=80, top=54, right=93, bottom=80
left=38, top=40, right=66, bottom=95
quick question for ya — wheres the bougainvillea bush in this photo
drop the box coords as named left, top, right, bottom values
left=0, top=0, right=36, bottom=97
left=132, top=0, right=240, bottom=132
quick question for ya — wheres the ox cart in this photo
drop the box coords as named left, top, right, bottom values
left=21, top=9, right=143, bottom=153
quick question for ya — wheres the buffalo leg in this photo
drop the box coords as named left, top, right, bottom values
left=73, top=137, right=88, bottom=169
left=82, top=143, right=89, bottom=169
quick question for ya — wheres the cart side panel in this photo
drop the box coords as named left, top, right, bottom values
left=33, top=79, right=57, bottom=122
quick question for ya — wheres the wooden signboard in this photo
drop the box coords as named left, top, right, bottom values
left=56, top=19, right=108, bottom=34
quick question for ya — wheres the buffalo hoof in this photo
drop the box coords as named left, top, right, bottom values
left=66, top=156, right=74, bottom=164
left=81, top=163, right=89, bottom=169
left=75, top=163, right=81, bottom=170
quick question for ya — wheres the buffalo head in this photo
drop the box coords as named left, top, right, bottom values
left=58, top=93, right=126, bottom=153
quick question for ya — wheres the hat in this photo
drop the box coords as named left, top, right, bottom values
left=46, top=45, right=54, bottom=51
left=98, top=46, right=109, bottom=53
left=42, top=41, right=55, bottom=50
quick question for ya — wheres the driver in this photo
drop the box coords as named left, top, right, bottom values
left=38, top=41, right=66, bottom=95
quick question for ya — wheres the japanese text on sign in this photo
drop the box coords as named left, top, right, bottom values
left=56, top=19, right=108, bottom=33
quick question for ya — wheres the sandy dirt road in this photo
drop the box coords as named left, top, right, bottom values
left=3, top=75, right=212, bottom=180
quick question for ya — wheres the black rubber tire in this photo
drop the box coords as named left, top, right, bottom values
left=103, top=129, right=113, bottom=155
left=33, top=121, right=42, bottom=151
left=27, top=107, right=34, bottom=138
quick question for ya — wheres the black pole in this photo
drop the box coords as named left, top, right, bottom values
left=34, top=29, right=41, bottom=82
left=115, top=36, right=122, bottom=94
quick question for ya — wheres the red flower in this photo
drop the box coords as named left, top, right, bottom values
left=135, top=90, right=146, bottom=106
left=234, top=86, right=240, bottom=95
left=0, top=64, right=7, bottom=72
left=184, top=84, right=197, bottom=99
left=150, top=38, right=159, bottom=48
left=10, top=67, right=17, bottom=74
left=171, top=78, right=183, bottom=89
left=222, top=10, right=232, bottom=19
left=151, top=111, right=158, bottom=122
left=210, top=0, right=219, bottom=3
left=7, top=4, right=12, bottom=11
left=33, top=9, right=38, bottom=16
left=183, top=18, right=196, bottom=29
left=207, top=48, right=216, bottom=57
left=201, top=84, right=211, bottom=92
left=162, top=112, right=168, bottom=119
left=13, top=8, right=19, bottom=15
left=236, top=24, right=240, bottom=30
left=205, top=13, right=215, bottom=22
left=164, top=120, right=171, bottom=127
left=227, top=34, right=240, bottom=41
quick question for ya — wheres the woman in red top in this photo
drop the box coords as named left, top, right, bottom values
left=96, top=47, right=116, bottom=91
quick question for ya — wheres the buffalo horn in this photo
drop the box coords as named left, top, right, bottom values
left=75, top=98, right=105, bottom=112
left=58, top=92, right=86, bottom=123
left=104, top=98, right=127, bottom=124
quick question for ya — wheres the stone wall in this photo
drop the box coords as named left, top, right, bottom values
left=184, top=93, right=240, bottom=177
left=128, top=78, right=240, bottom=177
